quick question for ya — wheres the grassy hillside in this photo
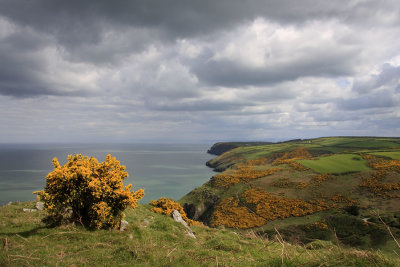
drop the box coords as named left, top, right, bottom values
left=298, top=154, right=370, bottom=174
left=1, top=202, right=399, bottom=266
left=1, top=136, right=399, bottom=265
left=180, top=137, right=400, bottom=254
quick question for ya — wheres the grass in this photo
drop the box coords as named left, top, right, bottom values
left=1, top=202, right=399, bottom=266
left=335, top=140, right=400, bottom=148
left=368, top=151, right=400, bottom=160
left=298, top=154, right=370, bottom=174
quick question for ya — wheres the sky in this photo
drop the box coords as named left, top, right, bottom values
left=0, top=0, right=399, bottom=143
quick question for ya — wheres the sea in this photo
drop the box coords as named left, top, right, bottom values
left=0, top=143, right=215, bottom=206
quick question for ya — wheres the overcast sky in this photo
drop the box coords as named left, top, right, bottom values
left=0, top=0, right=399, bottom=143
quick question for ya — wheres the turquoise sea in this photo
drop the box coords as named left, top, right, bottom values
left=0, top=143, right=215, bottom=205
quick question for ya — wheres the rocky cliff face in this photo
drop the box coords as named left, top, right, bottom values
left=207, top=142, right=272, bottom=155
left=207, top=143, right=240, bottom=155
left=182, top=189, right=220, bottom=224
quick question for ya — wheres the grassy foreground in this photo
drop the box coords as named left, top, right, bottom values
left=1, top=202, right=399, bottom=266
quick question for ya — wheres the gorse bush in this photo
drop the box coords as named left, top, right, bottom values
left=150, top=197, right=203, bottom=226
left=34, top=154, right=144, bottom=229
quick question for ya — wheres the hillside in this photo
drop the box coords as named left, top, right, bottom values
left=180, top=137, right=400, bottom=252
left=1, top=136, right=399, bottom=265
left=1, top=201, right=399, bottom=266
left=207, top=142, right=273, bottom=156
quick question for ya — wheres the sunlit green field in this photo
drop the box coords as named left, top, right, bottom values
left=298, top=154, right=370, bottom=174
left=368, top=151, right=400, bottom=160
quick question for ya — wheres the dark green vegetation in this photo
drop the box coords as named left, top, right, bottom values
left=1, top=202, right=399, bottom=266
left=181, top=137, right=400, bottom=257
left=207, top=142, right=272, bottom=156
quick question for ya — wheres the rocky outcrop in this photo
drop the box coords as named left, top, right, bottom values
left=171, top=210, right=196, bottom=239
left=119, top=219, right=129, bottom=231
left=36, top=202, right=44, bottom=210
left=207, top=143, right=241, bottom=155
left=207, top=142, right=272, bottom=156
left=183, top=190, right=220, bottom=224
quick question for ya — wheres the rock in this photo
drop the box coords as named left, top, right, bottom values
left=62, top=207, right=73, bottom=220
left=142, top=219, right=150, bottom=227
left=172, top=210, right=189, bottom=227
left=35, top=202, right=44, bottom=210
left=185, top=230, right=196, bottom=239
left=23, top=208, right=37, bottom=212
left=171, top=210, right=196, bottom=239
left=362, top=217, right=370, bottom=222
left=6, top=201, right=12, bottom=206
left=119, top=219, right=129, bottom=231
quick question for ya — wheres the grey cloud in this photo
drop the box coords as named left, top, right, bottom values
left=0, top=46, right=89, bottom=97
left=337, top=92, right=398, bottom=111
left=192, top=50, right=356, bottom=87
left=375, top=117, right=400, bottom=129
left=0, top=0, right=399, bottom=142
left=146, top=99, right=243, bottom=112
left=354, top=63, right=400, bottom=94
left=0, top=1, right=397, bottom=59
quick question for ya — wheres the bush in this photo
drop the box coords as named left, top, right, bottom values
left=34, top=154, right=144, bottom=229
left=150, top=197, right=203, bottom=226
left=344, top=205, right=360, bottom=216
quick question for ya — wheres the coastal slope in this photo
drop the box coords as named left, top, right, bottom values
left=180, top=136, right=400, bottom=251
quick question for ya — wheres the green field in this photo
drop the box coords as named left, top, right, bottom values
left=298, top=154, right=370, bottom=174
left=368, top=151, right=400, bottom=160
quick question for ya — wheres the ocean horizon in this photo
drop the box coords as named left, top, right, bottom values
left=0, top=143, right=215, bottom=205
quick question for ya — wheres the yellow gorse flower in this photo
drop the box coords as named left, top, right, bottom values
left=34, top=154, right=144, bottom=229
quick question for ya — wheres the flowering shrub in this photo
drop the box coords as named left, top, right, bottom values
left=210, top=167, right=281, bottom=188
left=149, top=197, right=203, bottom=226
left=212, top=188, right=330, bottom=229
left=271, top=178, right=292, bottom=188
left=272, top=147, right=311, bottom=171
left=306, top=219, right=328, bottom=230
left=329, top=194, right=357, bottom=206
left=312, top=174, right=333, bottom=185
left=359, top=155, right=400, bottom=198
left=34, top=154, right=144, bottom=229
left=296, top=182, right=309, bottom=189
left=211, top=197, right=266, bottom=228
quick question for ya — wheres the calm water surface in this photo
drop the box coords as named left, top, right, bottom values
left=0, top=143, right=215, bottom=205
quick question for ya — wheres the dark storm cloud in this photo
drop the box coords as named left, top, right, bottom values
left=0, top=0, right=397, bottom=61
left=192, top=49, right=356, bottom=87
left=0, top=0, right=397, bottom=96
left=1, top=0, right=397, bottom=36
left=0, top=41, right=88, bottom=97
